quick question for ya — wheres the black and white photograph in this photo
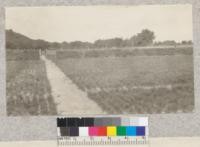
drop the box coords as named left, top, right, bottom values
left=6, top=5, right=194, bottom=116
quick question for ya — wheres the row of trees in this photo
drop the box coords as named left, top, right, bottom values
left=6, top=29, right=192, bottom=50
left=154, top=40, right=192, bottom=46
left=94, top=29, right=155, bottom=48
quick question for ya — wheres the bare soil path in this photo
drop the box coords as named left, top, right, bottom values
left=41, top=55, right=105, bottom=115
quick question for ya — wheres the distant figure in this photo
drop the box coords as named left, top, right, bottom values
left=41, top=48, right=47, bottom=56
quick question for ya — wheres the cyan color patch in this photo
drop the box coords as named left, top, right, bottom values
left=126, top=126, right=136, bottom=136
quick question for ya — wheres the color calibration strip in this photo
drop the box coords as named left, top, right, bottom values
left=57, top=117, right=148, bottom=145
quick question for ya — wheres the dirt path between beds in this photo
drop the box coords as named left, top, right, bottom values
left=41, top=55, right=105, bottom=115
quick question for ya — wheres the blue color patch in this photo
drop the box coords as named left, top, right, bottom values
left=136, top=126, right=145, bottom=136
left=126, top=126, right=136, bottom=136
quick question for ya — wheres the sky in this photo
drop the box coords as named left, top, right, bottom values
left=6, top=5, right=193, bottom=43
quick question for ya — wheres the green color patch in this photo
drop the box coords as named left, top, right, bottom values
left=117, top=126, right=126, bottom=136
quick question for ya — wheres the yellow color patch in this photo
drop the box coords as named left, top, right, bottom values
left=107, top=126, right=117, bottom=136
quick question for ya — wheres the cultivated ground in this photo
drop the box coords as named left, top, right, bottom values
left=6, top=46, right=194, bottom=115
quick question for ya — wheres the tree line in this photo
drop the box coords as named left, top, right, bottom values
left=6, top=29, right=192, bottom=50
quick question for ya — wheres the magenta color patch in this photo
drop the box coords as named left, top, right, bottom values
left=89, top=127, right=98, bottom=136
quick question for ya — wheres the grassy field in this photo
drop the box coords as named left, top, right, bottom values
left=6, top=47, right=194, bottom=115
left=49, top=50, right=194, bottom=114
left=55, top=46, right=193, bottom=59
left=6, top=50, right=57, bottom=116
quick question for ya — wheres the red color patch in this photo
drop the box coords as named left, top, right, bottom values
left=98, top=127, right=107, bottom=136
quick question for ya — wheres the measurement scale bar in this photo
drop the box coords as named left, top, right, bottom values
left=57, top=117, right=148, bottom=145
